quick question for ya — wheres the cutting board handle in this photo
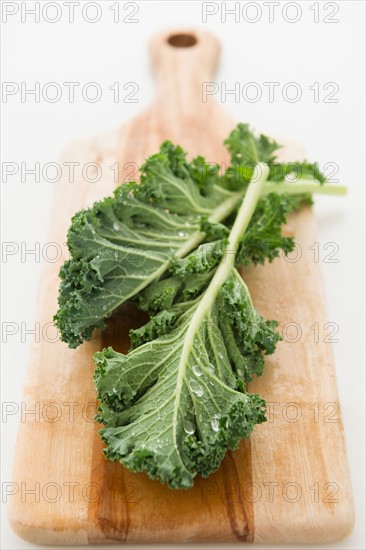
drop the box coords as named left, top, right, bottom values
left=149, top=28, right=220, bottom=89
left=147, top=29, right=222, bottom=144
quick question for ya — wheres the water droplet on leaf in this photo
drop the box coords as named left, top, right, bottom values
left=189, top=379, right=203, bottom=397
left=183, top=420, right=195, bottom=435
left=192, top=364, right=203, bottom=377
left=211, top=414, right=221, bottom=432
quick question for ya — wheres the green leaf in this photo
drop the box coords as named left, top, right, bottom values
left=54, top=144, right=240, bottom=348
left=52, top=121, right=347, bottom=489
left=95, top=268, right=271, bottom=488
left=268, top=161, right=326, bottom=184
left=94, top=166, right=276, bottom=488
left=238, top=192, right=295, bottom=266
left=222, top=123, right=280, bottom=190
left=55, top=124, right=345, bottom=348
left=225, top=122, right=280, bottom=166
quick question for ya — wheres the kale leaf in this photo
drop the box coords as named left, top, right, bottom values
left=94, top=168, right=274, bottom=488
left=54, top=122, right=346, bottom=488
left=55, top=123, right=344, bottom=351
left=54, top=144, right=239, bottom=348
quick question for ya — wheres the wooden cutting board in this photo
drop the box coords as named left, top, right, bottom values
left=9, top=29, right=354, bottom=545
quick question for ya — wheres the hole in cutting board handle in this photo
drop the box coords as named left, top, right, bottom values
left=167, top=33, right=197, bottom=48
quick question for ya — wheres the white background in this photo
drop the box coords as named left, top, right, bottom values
left=1, top=1, right=365, bottom=549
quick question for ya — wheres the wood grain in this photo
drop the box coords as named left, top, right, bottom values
left=8, top=28, right=354, bottom=545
